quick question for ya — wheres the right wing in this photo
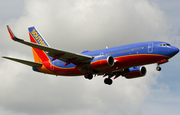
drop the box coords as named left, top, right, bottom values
left=7, top=25, right=93, bottom=68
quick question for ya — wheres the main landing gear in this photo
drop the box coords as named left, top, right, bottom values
left=104, top=78, right=113, bottom=85
left=84, top=73, right=113, bottom=85
left=84, top=73, right=93, bottom=80
left=103, top=73, right=114, bottom=85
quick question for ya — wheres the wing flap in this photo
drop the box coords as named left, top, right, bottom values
left=2, top=56, right=42, bottom=67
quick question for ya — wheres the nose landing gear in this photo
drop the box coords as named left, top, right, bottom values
left=156, top=59, right=168, bottom=71
left=156, top=66, right=161, bottom=71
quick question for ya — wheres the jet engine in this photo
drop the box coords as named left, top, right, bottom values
left=91, top=56, right=114, bottom=69
left=123, top=66, right=147, bottom=79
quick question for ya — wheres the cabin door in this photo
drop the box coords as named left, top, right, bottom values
left=148, top=42, right=153, bottom=53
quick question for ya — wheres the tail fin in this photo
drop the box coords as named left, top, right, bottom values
left=28, top=27, right=51, bottom=62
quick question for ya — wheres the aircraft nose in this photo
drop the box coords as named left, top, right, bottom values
left=169, top=46, right=179, bottom=57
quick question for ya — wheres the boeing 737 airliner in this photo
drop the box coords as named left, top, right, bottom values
left=3, top=25, right=179, bottom=85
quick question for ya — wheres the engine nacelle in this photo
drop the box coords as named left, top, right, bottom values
left=123, top=66, right=147, bottom=79
left=91, top=56, right=114, bottom=69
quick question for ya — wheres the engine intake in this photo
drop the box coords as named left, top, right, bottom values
left=107, top=56, right=114, bottom=66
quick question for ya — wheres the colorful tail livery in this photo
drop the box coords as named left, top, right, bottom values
left=28, top=27, right=50, bottom=63
left=4, top=25, right=179, bottom=85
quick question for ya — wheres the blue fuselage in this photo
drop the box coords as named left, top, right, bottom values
left=52, top=41, right=179, bottom=70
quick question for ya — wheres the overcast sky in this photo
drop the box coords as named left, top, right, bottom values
left=0, top=0, right=180, bottom=115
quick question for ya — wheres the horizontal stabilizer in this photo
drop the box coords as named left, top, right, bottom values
left=2, top=56, right=42, bottom=67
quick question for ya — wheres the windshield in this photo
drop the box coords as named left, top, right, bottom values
left=159, top=43, right=171, bottom=46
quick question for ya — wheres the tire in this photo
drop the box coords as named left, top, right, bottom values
left=104, top=78, right=113, bottom=85
left=84, top=73, right=93, bottom=80
left=156, top=67, right=161, bottom=71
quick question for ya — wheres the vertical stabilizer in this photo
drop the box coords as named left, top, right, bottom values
left=28, top=27, right=51, bottom=62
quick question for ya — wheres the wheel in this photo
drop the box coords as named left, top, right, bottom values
left=104, top=78, right=113, bottom=85
left=156, top=67, right=161, bottom=71
left=84, top=73, right=93, bottom=80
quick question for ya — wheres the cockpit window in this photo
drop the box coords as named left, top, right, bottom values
left=159, top=43, right=171, bottom=46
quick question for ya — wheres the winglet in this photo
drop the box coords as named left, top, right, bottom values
left=7, top=25, right=20, bottom=41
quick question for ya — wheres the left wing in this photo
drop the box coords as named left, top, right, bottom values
left=7, top=25, right=93, bottom=68
left=2, top=56, right=42, bottom=67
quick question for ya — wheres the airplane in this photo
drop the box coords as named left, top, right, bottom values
left=3, top=25, right=179, bottom=85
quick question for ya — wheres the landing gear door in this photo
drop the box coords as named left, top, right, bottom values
left=148, top=42, right=153, bottom=53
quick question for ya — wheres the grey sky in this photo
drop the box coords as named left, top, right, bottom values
left=0, top=0, right=24, bottom=22
left=0, top=0, right=180, bottom=115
